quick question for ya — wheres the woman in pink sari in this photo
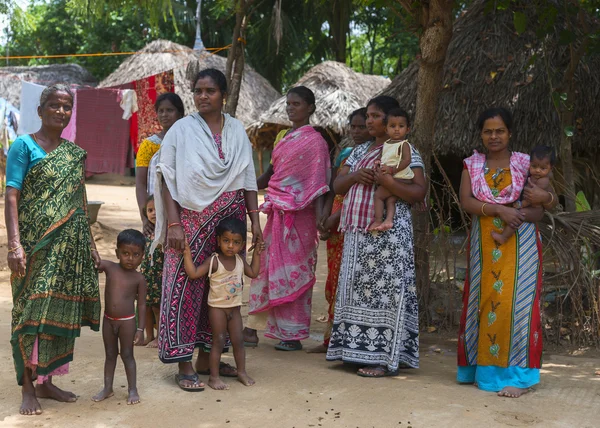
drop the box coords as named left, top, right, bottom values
left=244, top=86, right=330, bottom=351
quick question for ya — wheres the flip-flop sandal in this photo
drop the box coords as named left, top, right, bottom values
left=356, top=367, right=399, bottom=378
left=274, top=341, right=303, bottom=351
left=196, top=362, right=238, bottom=378
left=175, top=373, right=205, bottom=391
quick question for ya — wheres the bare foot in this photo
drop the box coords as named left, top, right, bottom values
left=491, top=231, right=507, bottom=245
left=127, top=388, right=140, bottom=405
left=497, top=386, right=530, bottom=398
left=20, top=389, right=42, bottom=416
left=91, top=388, right=114, bottom=402
left=36, top=382, right=77, bottom=402
left=368, top=220, right=383, bottom=231
left=138, top=336, right=154, bottom=347
left=145, top=338, right=158, bottom=348
left=237, top=372, right=255, bottom=386
left=375, top=220, right=393, bottom=231
left=208, top=376, right=230, bottom=390
left=306, top=343, right=328, bottom=353
left=243, top=327, right=259, bottom=346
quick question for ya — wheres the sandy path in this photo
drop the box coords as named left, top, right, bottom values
left=0, top=180, right=599, bottom=427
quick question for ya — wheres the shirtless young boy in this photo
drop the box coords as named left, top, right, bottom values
left=92, top=229, right=147, bottom=405
left=491, top=146, right=555, bottom=245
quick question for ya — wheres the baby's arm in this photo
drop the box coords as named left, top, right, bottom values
left=134, top=276, right=148, bottom=345
left=183, top=243, right=213, bottom=279
left=244, top=242, right=265, bottom=278
left=521, top=176, right=550, bottom=208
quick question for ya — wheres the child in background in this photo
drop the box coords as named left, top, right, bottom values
left=492, top=145, right=555, bottom=245
left=183, top=218, right=264, bottom=391
left=138, top=195, right=163, bottom=347
left=369, top=108, right=414, bottom=231
left=93, top=229, right=147, bottom=405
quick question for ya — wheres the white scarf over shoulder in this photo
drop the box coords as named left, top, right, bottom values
left=151, top=112, right=257, bottom=253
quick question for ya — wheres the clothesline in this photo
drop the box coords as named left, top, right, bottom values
left=2, top=45, right=232, bottom=60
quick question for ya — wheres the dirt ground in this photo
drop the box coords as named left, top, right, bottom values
left=0, top=176, right=599, bottom=428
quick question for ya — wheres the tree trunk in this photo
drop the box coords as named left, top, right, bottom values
left=369, top=24, right=377, bottom=74
left=193, top=0, right=205, bottom=51
left=559, top=85, right=576, bottom=212
left=224, top=0, right=252, bottom=116
left=328, top=0, right=351, bottom=63
left=405, top=0, right=454, bottom=315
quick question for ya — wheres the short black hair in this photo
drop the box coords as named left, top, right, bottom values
left=288, top=86, right=316, bottom=114
left=117, top=229, right=146, bottom=250
left=386, top=107, right=411, bottom=127
left=530, top=145, right=556, bottom=166
left=155, top=92, right=185, bottom=117
left=366, top=96, right=400, bottom=116
left=477, top=107, right=513, bottom=132
left=193, top=68, right=227, bottom=95
left=348, top=107, right=367, bottom=123
left=216, top=217, right=246, bottom=239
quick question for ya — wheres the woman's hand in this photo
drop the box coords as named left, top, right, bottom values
left=8, top=246, right=26, bottom=277
left=496, top=205, right=525, bottom=229
left=250, top=222, right=263, bottom=252
left=142, top=218, right=155, bottom=237
left=353, top=168, right=376, bottom=186
left=167, top=225, right=185, bottom=251
left=523, top=178, right=553, bottom=206
left=91, top=249, right=102, bottom=269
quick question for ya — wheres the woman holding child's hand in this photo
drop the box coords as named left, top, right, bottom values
left=150, top=68, right=260, bottom=392
left=457, top=107, right=557, bottom=399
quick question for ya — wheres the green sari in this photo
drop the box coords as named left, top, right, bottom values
left=10, top=141, right=100, bottom=385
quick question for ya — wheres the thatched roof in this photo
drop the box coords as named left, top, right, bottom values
left=248, top=61, right=390, bottom=148
left=380, top=0, right=600, bottom=157
left=0, top=64, right=97, bottom=108
left=99, top=40, right=280, bottom=127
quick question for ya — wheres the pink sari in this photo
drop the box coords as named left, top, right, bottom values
left=249, top=126, right=330, bottom=341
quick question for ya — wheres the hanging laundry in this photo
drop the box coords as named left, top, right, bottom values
left=119, top=89, right=138, bottom=120
left=61, top=89, right=78, bottom=142
left=75, top=88, right=130, bottom=176
left=17, top=81, right=45, bottom=135
left=131, top=70, right=174, bottom=153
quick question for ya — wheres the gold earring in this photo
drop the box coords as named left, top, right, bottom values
left=223, top=99, right=227, bottom=106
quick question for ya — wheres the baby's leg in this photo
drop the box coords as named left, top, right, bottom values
left=208, top=307, right=229, bottom=390
left=377, top=196, right=398, bottom=231
left=92, top=318, right=118, bottom=402
left=118, top=319, right=140, bottom=404
left=228, top=307, right=255, bottom=386
left=492, top=225, right=516, bottom=245
left=369, top=186, right=392, bottom=231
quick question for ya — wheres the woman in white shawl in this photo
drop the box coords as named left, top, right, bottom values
left=152, top=69, right=262, bottom=391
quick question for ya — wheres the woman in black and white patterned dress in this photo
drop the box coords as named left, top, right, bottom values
left=326, top=96, right=426, bottom=377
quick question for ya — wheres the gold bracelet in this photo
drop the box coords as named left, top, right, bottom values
left=8, top=245, right=22, bottom=253
left=481, top=203, right=488, bottom=217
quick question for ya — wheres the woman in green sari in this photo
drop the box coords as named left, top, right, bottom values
left=5, top=84, right=101, bottom=416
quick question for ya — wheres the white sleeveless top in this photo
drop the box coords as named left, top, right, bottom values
left=207, top=253, right=244, bottom=308
left=381, top=139, right=415, bottom=179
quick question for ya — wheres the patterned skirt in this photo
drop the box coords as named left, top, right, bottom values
left=157, top=190, right=245, bottom=363
left=326, top=201, right=419, bottom=371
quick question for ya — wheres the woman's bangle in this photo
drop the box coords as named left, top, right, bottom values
left=168, top=222, right=181, bottom=229
left=8, top=245, right=22, bottom=253
left=481, top=203, right=488, bottom=217
left=247, top=209, right=260, bottom=214
left=544, top=192, right=554, bottom=206
left=136, top=328, right=144, bottom=332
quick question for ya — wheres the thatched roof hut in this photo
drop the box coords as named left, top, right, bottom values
left=248, top=61, right=390, bottom=149
left=99, top=40, right=280, bottom=127
left=380, top=0, right=600, bottom=158
left=0, top=64, right=97, bottom=108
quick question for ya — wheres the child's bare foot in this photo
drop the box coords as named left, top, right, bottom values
left=375, top=220, right=393, bottom=231
left=91, top=388, right=114, bottom=402
left=127, top=388, right=140, bottom=405
left=306, top=343, right=328, bottom=353
left=208, top=376, right=230, bottom=390
left=145, top=338, right=158, bottom=348
left=368, top=220, right=383, bottom=231
left=497, top=387, right=530, bottom=398
left=20, top=389, right=42, bottom=415
left=237, top=372, right=255, bottom=386
left=491, top=231, right=507, bottom=245
left=139, top=336, right=154, bottom=346
left=36, top=382, right=77, bottom=402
